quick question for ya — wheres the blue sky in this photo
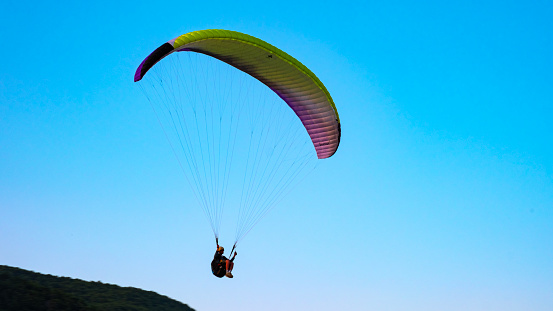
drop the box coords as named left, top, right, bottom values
left=1, top=1, right=552, bottom=310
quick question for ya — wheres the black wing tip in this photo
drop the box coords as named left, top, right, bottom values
left=134, top=42, right=175, bottom=82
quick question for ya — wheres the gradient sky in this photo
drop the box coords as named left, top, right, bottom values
left=1, top=1, right=552, bottom=310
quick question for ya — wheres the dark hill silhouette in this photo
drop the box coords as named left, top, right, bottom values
left=0, top=265, right=194, bottom=311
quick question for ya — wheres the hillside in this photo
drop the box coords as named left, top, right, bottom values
left=0, top=265, right=194, bottom=311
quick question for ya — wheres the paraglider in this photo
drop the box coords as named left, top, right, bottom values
left=134, top=29, right=340, bottom=277
left=211, top=238, right=237, bottom=278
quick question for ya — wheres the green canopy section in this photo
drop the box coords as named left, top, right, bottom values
left=135, top=29, right=340, bottom=158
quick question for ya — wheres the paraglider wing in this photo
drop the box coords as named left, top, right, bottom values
left=135, top=29, right=341, bottom=158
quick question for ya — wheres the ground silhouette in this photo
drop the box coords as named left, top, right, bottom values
left=0, top=265, right=194, bottom=311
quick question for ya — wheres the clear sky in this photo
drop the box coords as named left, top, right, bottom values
left=1, top=1, right=552, bottom=310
